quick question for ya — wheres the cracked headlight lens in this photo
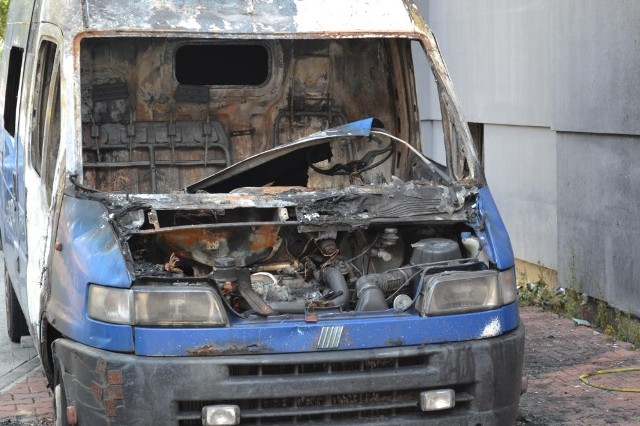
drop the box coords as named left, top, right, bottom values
left=88, top=284, right=228, bottom=326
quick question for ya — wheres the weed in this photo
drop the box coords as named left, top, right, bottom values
left=518, top=247, right=640, bottom=347
left=517, top=281, right=569, bottom=314
left=596, top=299, right=609, bottom=329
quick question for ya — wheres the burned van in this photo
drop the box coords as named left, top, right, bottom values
left=1, top=0, right=524, bottom=425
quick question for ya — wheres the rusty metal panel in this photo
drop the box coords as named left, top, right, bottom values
left=82, top=0, right=417, bottom=34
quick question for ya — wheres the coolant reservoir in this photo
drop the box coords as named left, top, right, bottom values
left=461, top=232, right=489, bottom=266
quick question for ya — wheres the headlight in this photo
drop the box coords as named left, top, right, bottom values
left=418, top=268, right=516, bottom=316
left=88, top=284, right=228, bottom=327
left=88, top=284, right=132, bottom=324
left=134, top=286, right=227, bottom=326
left=498, top=268, right=517, bottom=305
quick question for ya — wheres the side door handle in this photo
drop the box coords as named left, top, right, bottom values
left=12, top=170, right=17, bottom=198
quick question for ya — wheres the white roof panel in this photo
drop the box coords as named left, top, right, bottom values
left=83, top=0, right=424, bottom=36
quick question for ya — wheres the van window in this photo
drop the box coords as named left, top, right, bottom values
left=43, top=73, right=61, bottom=198
left=175, top=44, right=269, bottom=86
left=3, top=47, right=24, bottom=137
left=30, top=40, right=59, bottom=176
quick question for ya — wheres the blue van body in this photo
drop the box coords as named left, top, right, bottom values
left=1, top=1, right=524, bottom=425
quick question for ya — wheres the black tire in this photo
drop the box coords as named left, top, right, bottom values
left=54, top=357, right=71, bottom=426
left=5, top=265, right=29, bottom=343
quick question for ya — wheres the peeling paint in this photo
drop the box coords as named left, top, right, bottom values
left=186, top=343, right=271, bottom=356
left=480, top=317, right=502, bottom=338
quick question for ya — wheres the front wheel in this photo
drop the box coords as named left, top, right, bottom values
left=4, top=265, right=29, bottom=343
left=54, top=358, right=71, bottom=426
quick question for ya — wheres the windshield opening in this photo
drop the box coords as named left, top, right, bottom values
left=79, top=36, right=423, bottom=194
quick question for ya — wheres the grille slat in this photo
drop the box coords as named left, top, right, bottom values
left=242, top=399, right=420, bottom=418
left=228, top=354, right=428, bottom=377
left=178, top=388, right=473, bottom=424
left=178, top=391, right=422, bottom=421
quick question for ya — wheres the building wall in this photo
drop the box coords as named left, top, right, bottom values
left=553, top=1, right=640, bottom=314
left=552, top=1, right=640, bottom=135
left=557, top=133, right=640, bottom=313
left=415, top=0, right=557, bottom=269
left=416, top=0, right=640, bottom=315
left=484, top=125, right=556, bottom=269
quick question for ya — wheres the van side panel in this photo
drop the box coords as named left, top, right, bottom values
left=46, top=196, right=133, bottom=352
left=0, top=18, right=32, bottom=313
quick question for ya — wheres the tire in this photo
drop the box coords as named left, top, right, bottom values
left=4, top=265, right=29, bottom=343
left=54, top=359, right=71, bottom=426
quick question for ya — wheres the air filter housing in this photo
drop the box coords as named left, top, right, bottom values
left=410, top=238, right=462, bottom=265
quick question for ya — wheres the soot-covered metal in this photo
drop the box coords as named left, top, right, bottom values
left=74, top=120, right=481, bottom=318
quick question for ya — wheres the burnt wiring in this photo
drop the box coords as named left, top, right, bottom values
left=308, top=134, right=396, bottom=176
left=337, top=235, right=380, bottom=278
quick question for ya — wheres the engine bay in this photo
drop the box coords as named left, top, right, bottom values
left=124, top=211, right=484, bottom=318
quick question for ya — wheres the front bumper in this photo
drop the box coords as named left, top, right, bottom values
left=53, top=324, right=524, bottom=426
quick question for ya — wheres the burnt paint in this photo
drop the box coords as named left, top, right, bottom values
left=85, top=0, right=299, bottom=34
left=155, top=224, right=280, bottom=266
left=186, top=343, right=271, bottom=356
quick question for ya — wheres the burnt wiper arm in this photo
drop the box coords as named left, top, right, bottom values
left=69, top=174, right=100, bottom=193
left=370, top=129, right=453, bottom=185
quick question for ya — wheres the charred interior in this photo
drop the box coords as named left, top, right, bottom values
left=80, top=36, right=416, bottom=193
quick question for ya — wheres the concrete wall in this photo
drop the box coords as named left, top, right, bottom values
left=557, top=133, right=640, bottom=314
left=415, top=0, right=640, bottom=315
left=415, top=0, right=557, bottom=269
left=419, top=0, right=552, bottom=127
left=553, top=1, right=640, bottom=315
left=484, top=125, right=556, bottom=269
left=552, top=1, right=640, bottom=135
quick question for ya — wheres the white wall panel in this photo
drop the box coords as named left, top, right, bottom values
left=484, top=125, right=557, bottom=269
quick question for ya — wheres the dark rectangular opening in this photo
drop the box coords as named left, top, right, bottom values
left=175, top=44, right=269, bottom=86
left=3, top=47, right=24, bottom=137
left=468, top=122, right=484, bottom=165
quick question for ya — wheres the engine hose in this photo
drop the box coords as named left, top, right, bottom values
left=355, top=268, right=415, bottom=293
left=321, top=267, right=350, bottom=308
left=355, top=281, right=387, bottom=311
left=237, top=269, right=275, bottom=316
left=268, top=300, right=306, bottom=314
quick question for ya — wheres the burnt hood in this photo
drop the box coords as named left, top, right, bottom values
left=186, top=119, right=376, bottom=194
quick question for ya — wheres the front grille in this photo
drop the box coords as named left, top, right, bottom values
left=177, top=388, right=474, bottom=425
left=175, top=351, right=475, bottom=425
left=228, top=354, right=428, bottom=377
